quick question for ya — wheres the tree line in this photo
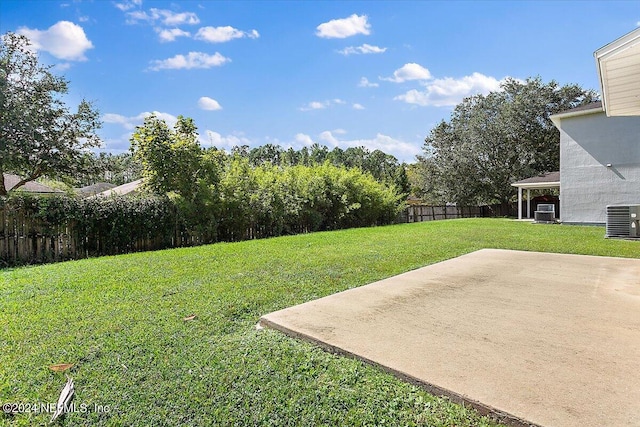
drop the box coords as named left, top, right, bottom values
left=411, top=77, right=597, bottom=206
left=76, top=142, right=409, bottom=194
left=129, top=114, right=403, bottom=241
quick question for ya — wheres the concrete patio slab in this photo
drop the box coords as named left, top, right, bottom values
left=259, top=249, right=640, bottom=427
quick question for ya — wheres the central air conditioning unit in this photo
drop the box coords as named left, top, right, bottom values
left=534, top=203, right=556, bottom=223
left=606, top=205, right=640, bottom=238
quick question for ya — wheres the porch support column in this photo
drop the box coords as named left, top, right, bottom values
left=526, top=189, right=531, bottom=219
left=518, top=187, right=522, bottom=220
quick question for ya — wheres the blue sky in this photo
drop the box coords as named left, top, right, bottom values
left=1, top=1, right=638, bottom=162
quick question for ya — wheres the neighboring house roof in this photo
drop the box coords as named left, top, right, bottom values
left=594, top=27, right=640, bottom=117
left=511, top=172, right=560, bottom=189
left=92, top=179, right=143, bottom=198
left=2, top=173, right=64, bottom=194
left=76, top=182, right=117, bottom=197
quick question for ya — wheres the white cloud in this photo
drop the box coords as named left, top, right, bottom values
left=103, top=113, right=133, bottom=129
left=316, top=14, right=371, bottom=39
left=126, top=8, right=200, bottom=26
left=381, top=63, right=432, bottom=83
left=309, top=101, right=328, bottom=109
left=338, top=43, right=386, bottom=55
left=317, top=131, right=421, bottom=162
left=352, top=103, right=365, bottom=110
left=17, top=21, right=93, bottom=61
left=299, top=101, right=328, bottom=111
left=205, top=131, right=253, bottom=150
left=295, top=133, right=314, bottom=146
left=358, top=77, right=379, bottom=88
left=107, top=122, right=239, bottom=152
left=194, top=26, right=259, bottom=43
left=144, top=112, right=178, bottom=128
left=157, top=28, right=191, bottom=42
left=394, top=72, right=505, bottom=107
left=114, top=0, right=142, bottom=12
left=149, top=51, right=230, bottom=71
left=103, top=111, right=179, bottom=130
left=198, top=96, right=222, bottom=111
left=299, top=99, right=348, bottom=111
left=126, top=10, right=152, bottom=22
left=159, top=10, right=200, bottom=26
left=53, top=62, right=72, bottom=72
left=318, top=131, right=339, bottom=147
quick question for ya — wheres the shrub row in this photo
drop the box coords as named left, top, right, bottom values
left=213, top=160, right=402, bottom=241
left=1, top=194, right=176, bottom=257
left=1, top=162, right=403, bottom=265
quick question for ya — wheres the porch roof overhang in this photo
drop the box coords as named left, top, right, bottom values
left=510, top=181, right=560, bottom=190
left=594, top=27, right=640, bottom=117
left=511, top=172, right=560, bottom=220
left=511, top=171, right=560, bottom=190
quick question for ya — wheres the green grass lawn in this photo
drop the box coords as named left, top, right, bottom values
left=1, top=219, right=638, bottom=426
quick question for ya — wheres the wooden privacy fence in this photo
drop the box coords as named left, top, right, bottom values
left=397, top=203, right=517, bottom=223
left=0, top=207, right=79, bottom=264
left=0, top=207, right=315, bottom=266
left=0, top=212, right=220, bottom=266
left=0, top=208, right=167, bottom=266
left=1, top=202, right=518, bottom=267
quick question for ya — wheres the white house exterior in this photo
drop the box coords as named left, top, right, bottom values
left=551, top=102, right=640, bottom=224
left=594, top=27, right=640, bottom=117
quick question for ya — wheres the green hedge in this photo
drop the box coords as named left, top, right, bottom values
left=0, top=194, right=176, bottom=260
left=0, top=163, right=403, bottom=266
left=216, top=160, right=402, bottom=239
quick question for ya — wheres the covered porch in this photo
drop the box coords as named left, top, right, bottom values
left=511, top=171, right=560, bottom=220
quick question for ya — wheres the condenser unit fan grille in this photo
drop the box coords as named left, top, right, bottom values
left=606, top=205, right=632, bottom=238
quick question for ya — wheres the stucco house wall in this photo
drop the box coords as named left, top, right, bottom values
left=553, top=106, right=640, bottom=224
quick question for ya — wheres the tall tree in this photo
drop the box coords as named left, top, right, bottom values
left=130, top=115, right=224, bottom=240
left=419, top=77, right=597, bottom=205
left=309, top=143, right=329, bottom=164
left=130, top=114, right=221, bottom=201
left=248, top=143, right=284, bottom=166
left=0, top=32, right=101, bottom=196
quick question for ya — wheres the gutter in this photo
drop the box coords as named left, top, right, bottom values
left=550, top=106, right=603, bottom=127
left=510, top=181, right=560, bottom=190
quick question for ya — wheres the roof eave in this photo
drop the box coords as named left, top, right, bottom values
left=550, top=106, right=603, bottom=127
left=511, top=182, right=560, bottom=190
left=594, top=28, right=640, bottom=117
